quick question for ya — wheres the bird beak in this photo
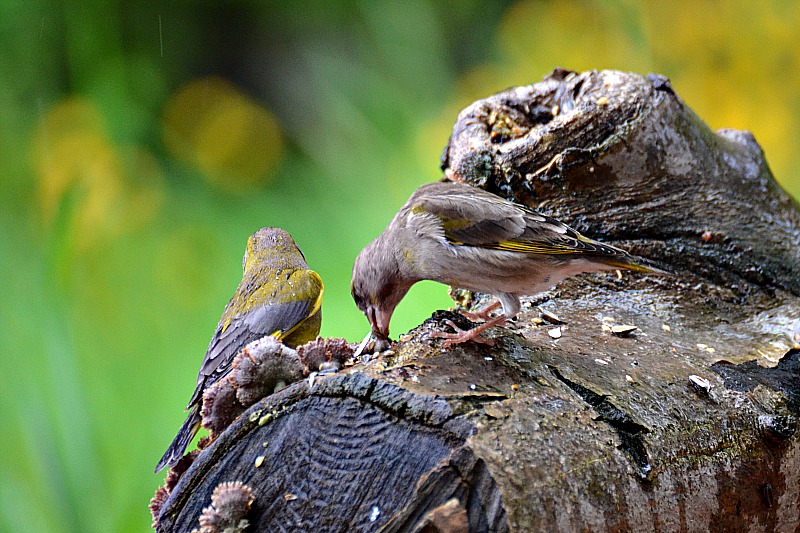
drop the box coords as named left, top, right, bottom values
left=367, top=305, right=391, bottom=340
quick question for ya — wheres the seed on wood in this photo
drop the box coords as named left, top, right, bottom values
left=541, top=309, right=565, bottom=324
left=689, top=375, right=712, bottom=395
left=611, top=325, right=638, bottom=336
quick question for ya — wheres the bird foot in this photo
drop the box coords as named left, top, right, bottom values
left=458, top=300, right=502, bottom=321
left=431, top=316, right=507, bottom=348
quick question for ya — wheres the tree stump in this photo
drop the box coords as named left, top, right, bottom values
left=155, top=70, right=800, bottom=532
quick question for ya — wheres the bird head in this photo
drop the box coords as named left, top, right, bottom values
left=243, top=227, right=309, bottom=273
left=351, top=237, right=413, bottom=341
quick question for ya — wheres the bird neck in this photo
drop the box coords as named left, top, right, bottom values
left=244, top=255, right=306, bottom=276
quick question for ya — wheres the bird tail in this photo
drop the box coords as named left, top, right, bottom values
left=154, top=406, right=201, bottom=473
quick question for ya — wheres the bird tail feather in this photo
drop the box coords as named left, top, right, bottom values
left=154, top=406, right=201, bottom=473
left=600, top=254, right=672, bottom=276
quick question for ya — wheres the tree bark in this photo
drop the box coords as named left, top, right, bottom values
left=155, top=69, right=800, bottom=532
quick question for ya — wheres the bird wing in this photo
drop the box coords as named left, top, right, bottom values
left=409, top=185, right=620, bottom=256
left=409, top=185, right=526, bottom=245
left=188, top=269, right=323, bottom=407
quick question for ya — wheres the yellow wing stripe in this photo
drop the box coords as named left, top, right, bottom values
left=308, top=270, right=324, bottom=316
left=597, top=259, right=651, bottom=273
left=477, top=240, right=652, bottom=272
left=486, top=240, right=584, bottom=254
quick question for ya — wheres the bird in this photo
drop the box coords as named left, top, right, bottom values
left=351, top=181, right=667, bottom=347
left=155, top=227, right=323, bottom=473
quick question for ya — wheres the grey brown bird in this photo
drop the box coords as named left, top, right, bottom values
left=155, top=227, right=323, bottom=472
left=351, top=181, right=666, bottom=346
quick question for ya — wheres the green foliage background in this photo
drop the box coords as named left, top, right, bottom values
left=1, top=2, right=799, bottom=531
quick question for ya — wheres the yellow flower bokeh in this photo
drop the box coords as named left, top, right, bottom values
left=162, top=77, right=285, bottom=193
left=34, top=98, right=164, bottom=251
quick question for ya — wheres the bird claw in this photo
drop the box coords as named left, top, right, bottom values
left=458, top=300, right=501, bottom=321
left=431, top=318, right=501, bottom=347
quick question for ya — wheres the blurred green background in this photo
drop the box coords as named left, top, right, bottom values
left=2, top=1, right=799, bottom=531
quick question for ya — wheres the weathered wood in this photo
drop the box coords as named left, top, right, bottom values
left=156, top=374, right=507, bottom=532
left=156, top=70, right=800, bottom=532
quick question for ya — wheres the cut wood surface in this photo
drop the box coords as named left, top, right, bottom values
left=156, top=70, right=800, bottom=533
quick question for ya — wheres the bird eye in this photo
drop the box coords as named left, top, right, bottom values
left=351, top=285, right=366, bottom=311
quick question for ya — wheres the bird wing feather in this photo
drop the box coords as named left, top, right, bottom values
left=410, top=184, right=628, bottom=258
left=409, top=186, right=526, bottom=244
left=188, top=269, right=322, bottom=407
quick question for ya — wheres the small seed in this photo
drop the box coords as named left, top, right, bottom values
left=689, top=374, right=712, bottom=395
left=541, top=309, right=564, bottom=325
left=611, top=325, right=637, bottom=336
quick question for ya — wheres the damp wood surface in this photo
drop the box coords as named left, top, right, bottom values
left=156, top=70, right=800, bottom=533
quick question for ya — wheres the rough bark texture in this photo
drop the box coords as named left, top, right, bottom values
left=156, top=70, right=800, bottom=532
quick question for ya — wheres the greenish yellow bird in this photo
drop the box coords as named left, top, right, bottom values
left=351, top=181, right=666, bottom=346
left=155, top=227, right=323, bottom=472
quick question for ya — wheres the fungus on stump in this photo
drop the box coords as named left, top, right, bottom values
left=155, top=70, right=800, bottom=532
